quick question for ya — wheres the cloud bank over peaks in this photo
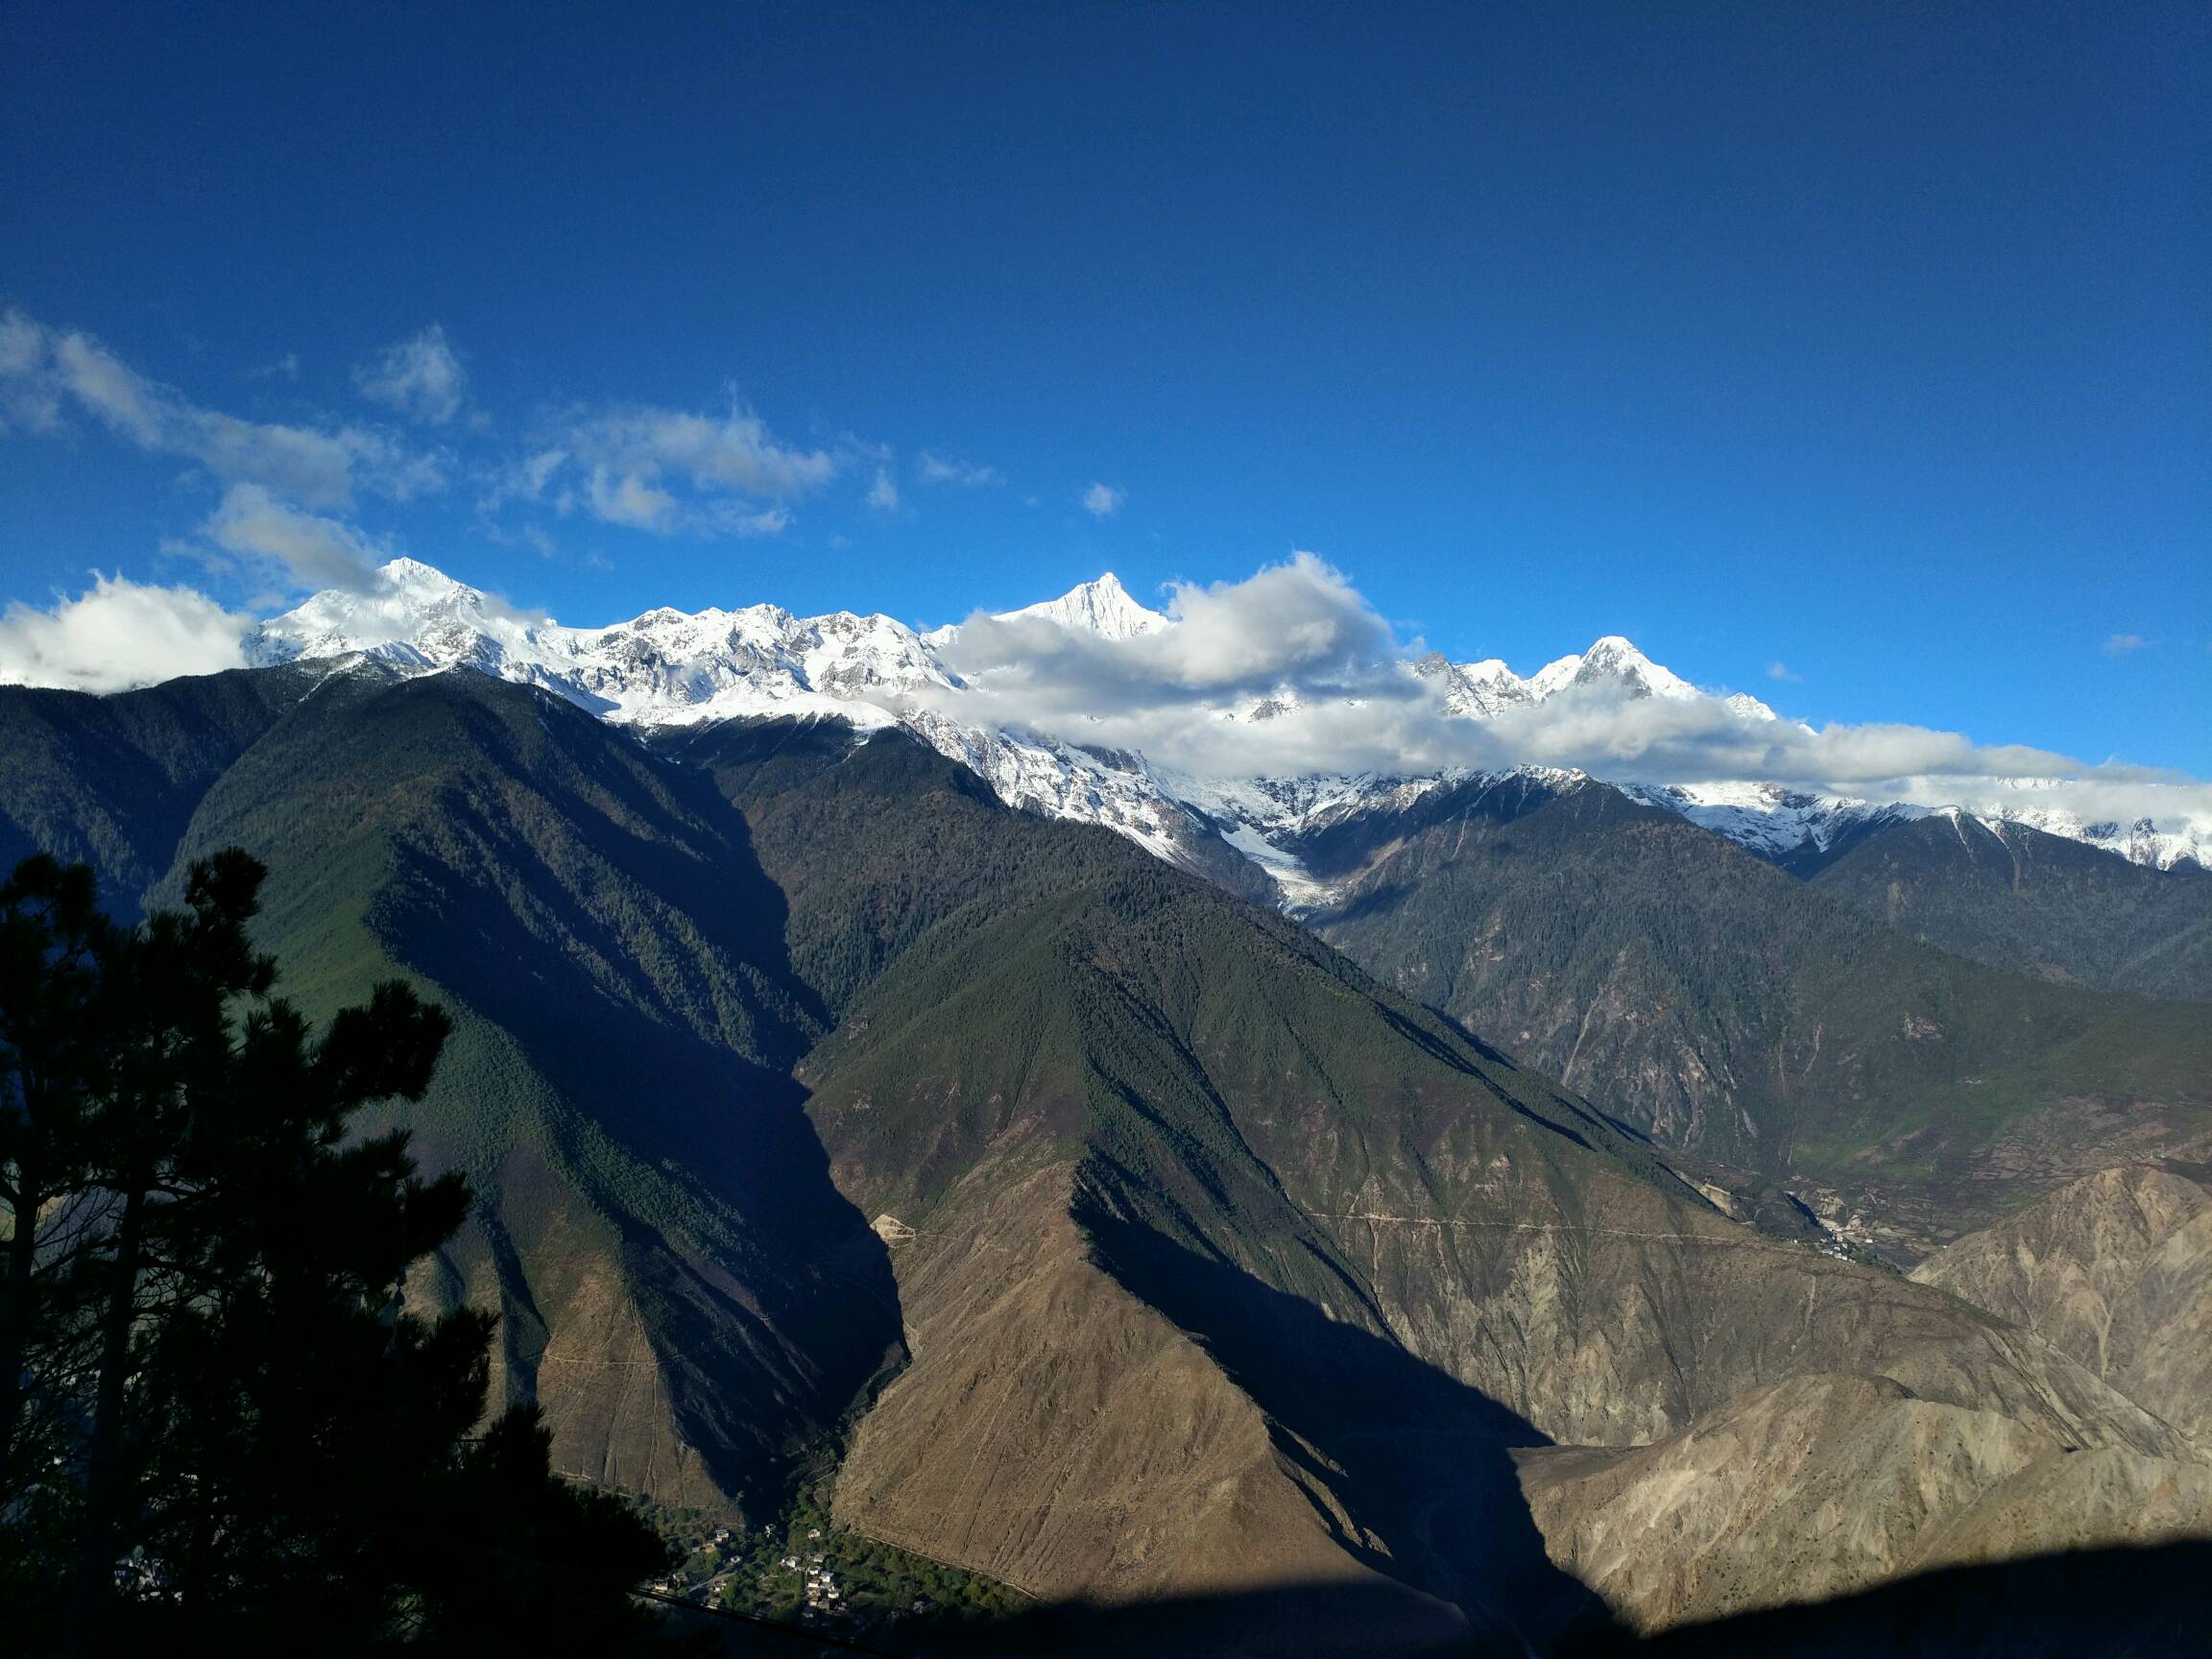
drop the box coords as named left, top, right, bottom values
left=924, top=555, right=2201, bottom=823
left=194, top=484, right=396, bottom=594
left=6, top=546, right=2199, bottom=866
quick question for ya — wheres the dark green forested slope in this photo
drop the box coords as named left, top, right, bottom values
left=0, top=664, right=313, bottom=920
left=1298, top=777, right=2212, bottom=1242
left=691, top=718, right=1676, bottom=1207
left=1805, top=811, right=2212, bottom=999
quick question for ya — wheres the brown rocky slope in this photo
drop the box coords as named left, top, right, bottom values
left=702, top=722, right=2208, bottom=1646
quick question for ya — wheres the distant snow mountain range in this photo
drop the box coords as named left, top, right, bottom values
left=246, top=560, right=2209, bottom=898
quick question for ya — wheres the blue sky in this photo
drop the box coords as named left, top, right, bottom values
left=0, top=2, right=2204, bottom=772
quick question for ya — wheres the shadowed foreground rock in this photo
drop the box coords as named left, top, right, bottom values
left=1556, top=1538, right=2212, bottom=1659
left=937, top=1578, right=1494, bottom=1657
left=765, top=1540, right=2202, bottom=1657
left=1516, top=1369, right=2210, bottom=1632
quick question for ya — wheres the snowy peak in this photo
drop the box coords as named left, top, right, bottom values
left=246, top=558, right=530, bottom=672
left=1420, top=654, right=1536, bottom=719
left=998, top=572, right=1168, bottom=639
left=1527, top=636, right=1701, bottom=704
left=1623, top=781, right=2210, bottom=873
left=1722, top=691, right=1782, bottom=723
left=376, top=556, right=475, bottom=600
left=229, top=558, right=2205, bottom=892
left=248, top=557, right=947, bottom=730
left=1425, top=634, right=1712, bottom=718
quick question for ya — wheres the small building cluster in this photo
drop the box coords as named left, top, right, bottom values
left=802, top=1551, right=844, bottom=1611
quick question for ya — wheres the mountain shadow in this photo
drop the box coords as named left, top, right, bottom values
left=1076, top=1189, right=1610, bottom=1649
left=951, top=1580, right=1485, bottom=1657
left=947, top=1539, right=2207, bottom=1658
left=380, top=806, right=902, bottom=1505
left=1555, top=1537, right=2211, bottom=1658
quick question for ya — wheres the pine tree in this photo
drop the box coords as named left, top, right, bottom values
left=0, top=850, right=675, bottom=1654
left=0, top=857, right=115, bottom=1566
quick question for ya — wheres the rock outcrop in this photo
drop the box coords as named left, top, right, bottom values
left=1911, top=1165, right=2212, bottom=1444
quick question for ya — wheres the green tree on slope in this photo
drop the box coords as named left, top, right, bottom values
left=0, top=850, right=671, bottom=1654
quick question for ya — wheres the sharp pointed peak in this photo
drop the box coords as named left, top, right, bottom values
left=376, top=555, right=452, bottom=581
left=371, top=556, right=479, bottom=599
left=1581, top=634, right=1652, bottom=661
left=998, top=571, right=1168, bottom=639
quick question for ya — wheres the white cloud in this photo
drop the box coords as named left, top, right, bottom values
left=939, top=553, right=1410, bottom=720
left=571, top=462, right=787, bottom=539
left=725, top=505, right=795, bottom=537
left=584, top=467, right=685, bottom=534
left=537, top=397, right=832, bottom=536
left=1082, top=481, right=1124, bottom=517
left=2104, top=633, right=2148, bottom=655
left=353, top=325, right=466, bottom=424
left=519, top=447, right=566, bottom=495
left=866, top=469, right=900, bottom=515
left=568, top=402, right=833, bottom=499
left=0, top=573, right=249, bottom=692
left=0, top=308, right=444, bottom=507
left=197, top=484, right=392, bottom=591
left=1767, top=661, right=1800, bottom=682
left=0, top=311, right=63, bottom=431
left=475, top=446, right=569, bottom=521
left=917, top=451, right=1004, bottom=488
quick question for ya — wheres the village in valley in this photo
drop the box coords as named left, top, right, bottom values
left=633, top=1483, right=1027, bottom=1644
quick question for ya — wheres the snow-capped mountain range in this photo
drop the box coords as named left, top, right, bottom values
left=245, top=560, right=2210, bottom=899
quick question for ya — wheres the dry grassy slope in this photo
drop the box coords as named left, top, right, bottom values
left=1911, top=1165, right=2212, bottom=1444
left=1518, top=1370, right=2212, bottom=1635
left=831, top=1161, right=1465, bottom=1638
left=1297, top=1157, right=2188, bottom=1456
left=432, top=1131, right=744, bottom=1507
left=1520, top=1167, right=2212, bottom=1636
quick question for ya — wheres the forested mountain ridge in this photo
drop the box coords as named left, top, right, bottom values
left=1297, top=773, right=2212, bottom=1257
left=1804, top=810, right=2212, bottom=999
left=0, top=664, right=315, bottom=921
